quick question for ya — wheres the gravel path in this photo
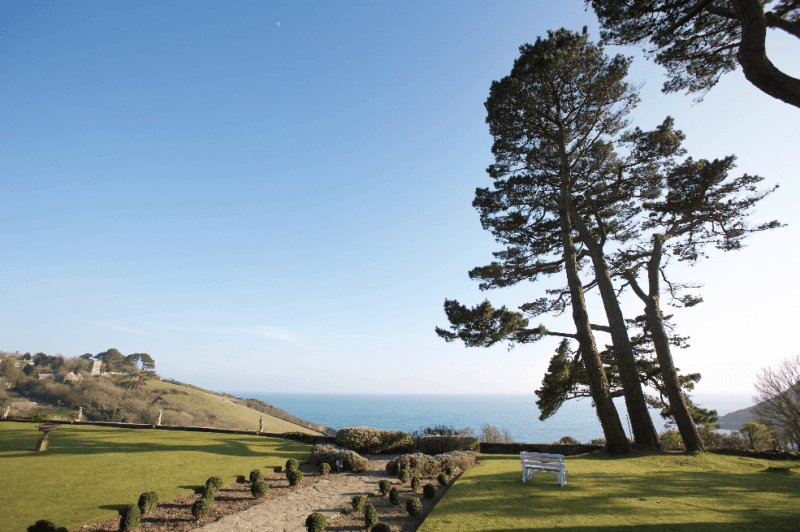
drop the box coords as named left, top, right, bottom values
left=190, top=457, right=395, bottom=532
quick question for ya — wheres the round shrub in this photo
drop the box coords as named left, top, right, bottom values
left=398, top=468, right=410, bottom=483
left=191, top=498, right=210, bottom=520
left=378, top=479, right=392, bottom=495
left=558, top=435, right=579, bottom=445
left=206, top=476, right=223, bottom=491
left=411, top=475, right=421, bottom=492
left=352, top=495, right=365, bottom=511
left=319, top=462, right=331, bottom=475
left=249, top=469, right=263, bottom=484
left=406, top=496, right=423, bottom=517
left=286, top=458, right=300, bottom=472
left=305, top=512, right=327, bottom=532
left=423, top=483, right=436, bottom=499
left=251, top=479, right=269, bottom=498
left=364, top=503, right=378, bottom=529
left=287, top=469, right=304, bottom=486
left=137, top=491, right=158, bottom=514
left=120, top=504, right=141, bottom=531
left=445, top=466, right=454, bottom=476
left=27, top=520, right=56, bottom=532
left=371, top=524, right=391, bottom=532
left=437, top=472, right=449, bottom=486
left=389, top=487, right=400, bottom=505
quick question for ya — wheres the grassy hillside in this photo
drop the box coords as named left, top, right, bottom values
left=0, top=422, right=312, bottom=532
left=145, top=380, right=324, bottom=435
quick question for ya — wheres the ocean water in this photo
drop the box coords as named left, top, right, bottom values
left=234, top=392, right=752, bottom=444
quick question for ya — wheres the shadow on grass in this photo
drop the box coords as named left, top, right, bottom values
left=98, top=504, right=127, bottom=514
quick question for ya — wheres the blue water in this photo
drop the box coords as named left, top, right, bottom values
left=233, top=392, right=751, bottom=444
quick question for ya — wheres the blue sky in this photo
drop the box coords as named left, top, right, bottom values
left=2, top=1, right=798, bottom=399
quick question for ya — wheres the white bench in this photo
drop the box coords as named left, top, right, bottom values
left=520, top=451, right=567, bottom=487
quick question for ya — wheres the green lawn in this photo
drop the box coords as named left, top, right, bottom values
left=0, top=421, right=312, bottom=532
left=419, top=450, right=800, bottom=531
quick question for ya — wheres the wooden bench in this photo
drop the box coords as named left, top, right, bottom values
left=520, top=451, right=567, bottom=487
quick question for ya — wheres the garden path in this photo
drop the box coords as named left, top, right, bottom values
left=189, top=456, right=394, bottom=532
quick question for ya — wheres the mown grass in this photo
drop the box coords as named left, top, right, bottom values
left=419, top=449, right=800, bottom=531
left=144, top=380, right=323, bottom=434
left=0, top=421, right=311, bottom=532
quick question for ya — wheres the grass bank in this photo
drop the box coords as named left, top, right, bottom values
left=0, top=421, right=312, bottom=532
left=419, top=449, right=799, bottom=531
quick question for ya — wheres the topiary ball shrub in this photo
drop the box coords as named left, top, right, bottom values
left=206, top=476, right=223, bottom=491
left=120, top=504, right=141, bottom=531
left=398, top=468, right=410, bottom=483
left=437, top=472, right=448, bottom=486
left=286, top=458, right=300, bottom=472
left=201, top=485, right=216, bottom=501
left=137, top=491, right=158, bottom=515
left=27, top=520, right=56, bottom=532
left=411, top=475, right=421, bottom=492
left=305, top=512, right=327, bottom=532
left=423, top=483, right=436, bottom=499
left=378, top=479, right=392, bottom=495
left=251, top=479, right=269, bottom=498
left=352, top=495, right=365, bottom=511
left=364, top=503, right=378, bottom=529
left=287, top=469, right=304, bottom=486
left=388, top=487, right=400, bottom=505
left=319, top=462, right=331, bottom=475
left=249, top=469, right=263, bottom=484
left=445, top=466, right=454, bottom=476
left=406, top=496, right=423, bottom=517
left=191, top=498, right=210, bottom=520
left=370, top=524, right=391, bottom=532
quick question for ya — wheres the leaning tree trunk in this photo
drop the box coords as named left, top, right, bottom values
left=626, top=234, right=705, bottom=452
left=568, top=202, right=661, bottom=449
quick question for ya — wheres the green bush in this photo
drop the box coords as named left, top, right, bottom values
left=378, top=479, right=392, bottom=495
left=658, top=430, right=685, bottom=451
left=206, top=476, right=224, bottom=491
left=251, top=479, right=269, bottom=498
left=558, top=435, right=579, bottom=444
left=388, top=487, right=400, bottom=505
left=287, top=469, right=304, bottom=486
left=417, top=435, right=480, bottom=454
left=371, top=524, right=391, bottom=532
left=398, top=468, right=410, bottom=483
left=286, top=458, right=299, bottom=472
left=386, top=450, right=477, bottom=475
left=352, top=495, right=365, bottom=511
left=201, top=485, right=216, bottom=500
left=120, top=504, right=141, bottom=531
left=336, top=426, right=415, bottom=454
left=445, top=466, right=454, bottom=476
left=319, top=462, right=331, bottom=475
left=249, top=469, right=263, bottom=484
left=411, top=475, right=421, bottom=492
left=364, top=503, right=378, bottom=529
left=437, top=472, right=449, bottom=486
left=305, top=512, right=327, bottom=532
left=406, top=496, right=423, bottom=517
left=423, top=483, right=436, bottom=499
left=191, top=498, right=210, bottom=520
left=137, top=491, right=158, bottom=514
left=310, top=444, right=369, bottom=472
left=27, top=520, right=56, bottom=532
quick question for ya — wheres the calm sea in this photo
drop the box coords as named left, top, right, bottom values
left=233, top=392, right=752, bottom=444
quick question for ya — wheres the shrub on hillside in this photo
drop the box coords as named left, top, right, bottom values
left=310, top=444, right=369, bottom=472
left=352, top=494, right=365, bottom=511
left=251, top=479, right=269, bottom=498
left=319, top=462, right=331, bottom=475
left=423, top=483, right=436, bottom=499
left=285, top=458, right=299, bottom=472
left=191, top=498, right=210, bottom=520
left=411, top=475, right=421, bottom=492
left=371, top=524, right=391, bottom=532
left=378, top=479, right=392, bottom=495
left=249, top=469, right=263, bottom=484
left=389, top=487, right=400, bottom=505
left=137, top=491, right=158, bottom=514
left=437, top=472, right=449, bottom=486
left=287, top=469, right=304, bottom=486
left=398, top=468, right=410, bottom=483
left=406, top=496, right=423, bottom=517
left=364, top=503, right=378, bottom=529
left=417, top=435, right=480, bottom=454
left=120, top=504, right=141, bottom=531
left=336, top=426, right=415, bottom=454
left=305, top=512, right=327, bottom=532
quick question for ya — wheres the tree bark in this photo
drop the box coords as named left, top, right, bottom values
left=568, top=203, right=662, bottom=449
left=732, top=0, right=800, bottom=109
left=625, top=234, right=706, bottom=452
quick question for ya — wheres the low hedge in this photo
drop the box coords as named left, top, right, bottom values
left=386, top=450, right=477, bottom=475
left=336, top=426, right=415, bottom=454
left=417, top=435, right=480, bottom=454
left=310, top=444, right=369, bottom=472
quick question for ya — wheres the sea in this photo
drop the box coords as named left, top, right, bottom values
left=233, top=392, right=753, bottom=444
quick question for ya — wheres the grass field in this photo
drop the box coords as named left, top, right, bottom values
left=419, top=450, right=800, bottom=531
left=0, top=421, right=312, bottom=532
left=144, top=380, right=323, bottom=434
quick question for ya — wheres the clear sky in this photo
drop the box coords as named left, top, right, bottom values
left=2, top=1, right=798, bottom=399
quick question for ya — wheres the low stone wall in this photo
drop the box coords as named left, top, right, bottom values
left=479, top=442, right=603, bottom=455
left=709, top=448, right=800, bottom=461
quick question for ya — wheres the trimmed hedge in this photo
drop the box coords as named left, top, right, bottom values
left=191, top=498, right=210, bottom=520
left=336, top=426, right=415, bottom=454
left=120, top=504, right=141, bottom=531
left=286, top=458, right=299, bottom=472
left=389, top=487, right=400, bottom=505
left=417, top=435, right=480, bottom=454
left=371, top=524, right=391, bottom=532
left=364, top=503, right=378, bottom=529
left=305, top=512, right=327, bottom=532
left=406, top=496, right=423, bottom=517
left=287, top=469, right=304, bottom=486
left=310, top=444, right=369, bottom=472
left=251, top=479, right=269, bottom=498
left=249, top=469, right=263, bottom=484
left=423, top=483, right=436, bottom=499
left=386, top=450, right=477, bottom=475
left=352, top=494, right=365, bottom=511
left=137, top=491, right=158, bottom=514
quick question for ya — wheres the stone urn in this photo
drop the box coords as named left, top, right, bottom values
left=35, top=423, right=59, bottom=451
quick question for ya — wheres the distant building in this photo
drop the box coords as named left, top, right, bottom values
left=89, top=360, right=102, bottom=375
left=37, top=373, right=54, bottom=380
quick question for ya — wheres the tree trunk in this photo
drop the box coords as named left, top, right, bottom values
left=626, top=234, right=706, bottom=452
left=568, top=203, right=662, bottom=449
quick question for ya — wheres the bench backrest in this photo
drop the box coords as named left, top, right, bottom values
left=520, top=451, right=565, bottom=463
